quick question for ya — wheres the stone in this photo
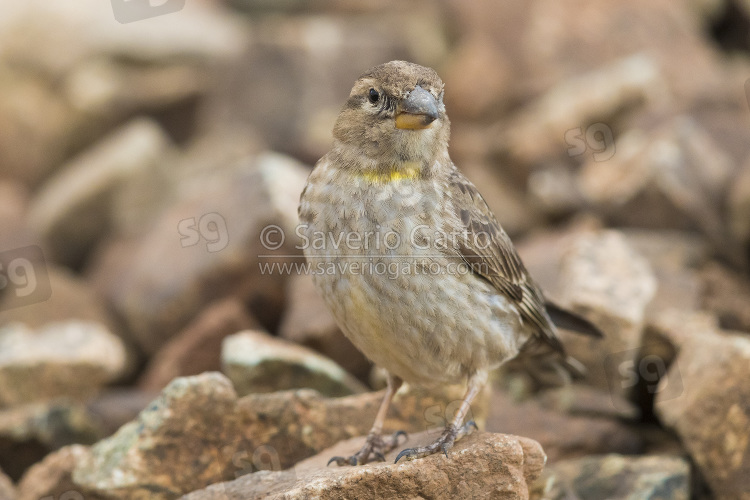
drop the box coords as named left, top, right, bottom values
left=181, top=431, right=545, bottom=500
left=139, top=298, right=258, bottom=391
left=85, top=389, right=160, bottom=438
left=699, top=261, right=750, bottom=333
left=278, top=274, right=370, bottom=380
left=728, top=156, right=750, bottom=257
left=87, top=152, right=309, bottom=354
left=514, top=216, right=603, bottom=301
left=0, top=401, right=102, bottom=481
left=201, top=6, right=448, bottom=163
left=557, top=230, right=657, bottom=396
left=652, top=309, right=750, bottom=499
left=27, top=119, right=175, bottom=267
left=0, top=181, right=33, bottom=254
left=486, top=388, right=643, bottom=462
left=503, top=53, right=664, bottom=166
left=440, top=35, right=513, bottom=120
left=577, top=116, right=737, bottom=265
left=0, top=467, right=13, bottom=500
left=0, top=0, right=248, bottom=187
left=236, top=383, right=489, bottom=471
left=16, top=445, right=90, bottom=500
left=0, top=266, right=118, bottom=334
left=621, top=229, right=707, bottom=320
left=72, top=373, right=243, bottom=500
left=541, top=454, right=690, bottom=500
left=222, top=330, right=368, bottom=397
left=0, top=321, right=127, bottom=407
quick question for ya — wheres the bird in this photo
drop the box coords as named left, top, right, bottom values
left=297, top=60, right=602, bottom=465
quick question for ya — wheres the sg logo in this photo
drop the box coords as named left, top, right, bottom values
left=605, top=347, right=683, bottom=410
left=178, top=213, right=230, bottom=253
left=111, top=0, right=186, bottom=24
left=0, top=246, right=52, bottom=311
left=565, top=123, right=616, bottom=162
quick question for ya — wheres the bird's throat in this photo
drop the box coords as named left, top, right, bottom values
left=358, top=161, right=422, bottom=184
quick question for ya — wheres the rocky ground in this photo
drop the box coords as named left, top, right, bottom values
left=1, top=0, right=750, bottom=499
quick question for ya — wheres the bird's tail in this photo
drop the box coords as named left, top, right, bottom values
left=545, top=301, right=604, bottom=338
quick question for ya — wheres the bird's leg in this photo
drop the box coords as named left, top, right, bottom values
left=394, top=371, right=486, bottom=463
left=328, top=373, right=407, bottom=466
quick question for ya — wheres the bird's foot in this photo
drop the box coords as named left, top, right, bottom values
left=394, top=420, right=478, bottom=463
left=327, top=430, right=408, bottom=466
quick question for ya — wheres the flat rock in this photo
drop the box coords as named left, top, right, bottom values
left=235, top=383, right=490, bottom=471
left=0, top=321, right=127, bottom=407
left=652, top=309, right=750, bottom=499
left=140, top=298, right=258, bottom=392
left=222, top=330, right=367, bottom=397
left=541, top=454, right=690, bottom=500
left=16, top=445, right=90, bottom=500
left=278, top=273, right=370, bottom=380
left=72, top=373, right=243, bottom=500
left=557, top=230, right=657, bottom=397
left=181, top=430, right=546, bottom=500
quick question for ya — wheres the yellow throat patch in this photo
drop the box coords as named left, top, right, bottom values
left=358, top=162, right=422, bottom=183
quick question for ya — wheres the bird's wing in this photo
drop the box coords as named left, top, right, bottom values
left=444, top=165, right=564, bottom=353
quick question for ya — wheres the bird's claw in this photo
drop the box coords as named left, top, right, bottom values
left=327, top=430, right=409, bottom=466
left=394, top=421, right=478, bottom=464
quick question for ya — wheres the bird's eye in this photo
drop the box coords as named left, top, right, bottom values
left=368, top=88, right=380, bottom=104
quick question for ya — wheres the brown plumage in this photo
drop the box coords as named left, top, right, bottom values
left=298, top=60, right=602, bottom=466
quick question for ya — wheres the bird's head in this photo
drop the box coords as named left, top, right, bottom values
left=332, top=61, right=450, bottom=171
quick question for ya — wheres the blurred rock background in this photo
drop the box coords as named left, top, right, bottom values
left=0, top=0, right=749, bottom=498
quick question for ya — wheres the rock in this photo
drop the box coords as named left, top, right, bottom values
left=441, top=35, right=513, bottom=120
left=87, top=152, right=309, bottom=354
left=201, top=7, right=448, bottom=163
left=16, top=445, right=90, bottom=500
left=0, top=181, right=33, bottom=254
left=503, top=53, right=664, bottom=166
left=72, top=373, right=243, bottom=500
left=0, top=467, right=13, bottom=500
left=621, top=229, right=707, bottom=320
left=728, top=156, right=750, bottom=258
left=0, top=266, right=118, bottom=333
left=0, top=0, right=248, bottom=187
left=236, top=383, right=489, bottom=471
left=514, top=216, right=603, bottom=300
left=181, top=430, right=545, bottom=500
left=0, top=401, right=102, bottom=482
left=278, top=273, right=370, bottom=380
left=0, top=321, right=127, bottom=407
left=486, top=388, right=643, bottom=462
left=652, top=310, right=750, bottom=499
left=557, top=230, right=657, bottom=397
left=222, top=330, right=368, bottom=397
left=140, top=298, right=258, bottom=391
left=541, top=454, right=690, bottom=500
left=699, top=262, right=750, bottom=333
left=577, top=116, right=737, bottom=264
left=27, top=119, right=175, bottom=267
left=85, top=389, right=160, bottom=437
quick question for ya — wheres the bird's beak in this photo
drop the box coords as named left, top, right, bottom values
left=395, top=85, right=439, bottom=130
